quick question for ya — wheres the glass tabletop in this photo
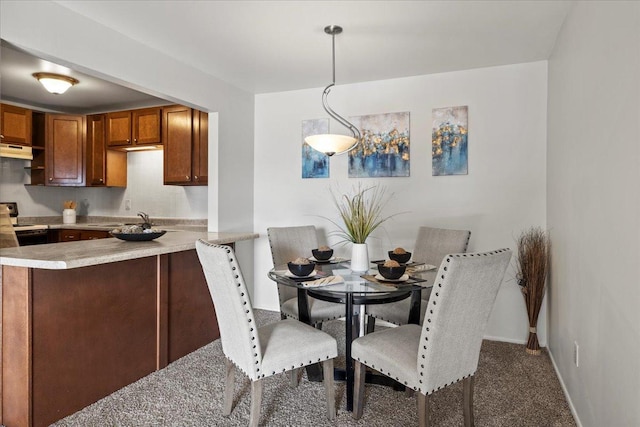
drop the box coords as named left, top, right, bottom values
left=268, top=261, right=434, bottom=295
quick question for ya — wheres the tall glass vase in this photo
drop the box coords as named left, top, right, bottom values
left=350, top=243, right=369, bottom=272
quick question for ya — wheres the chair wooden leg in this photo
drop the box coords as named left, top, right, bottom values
left=223, top=358, right=234, bottom=416
left=463, top=376, right=475, bottom=427
left=352, top=360, right=367, bottom=419
left=322, top=359, right=336, bottom=420
left=249, top=379, right=263, bottom=427
left=418, top=392, right=431, bottom=427
left=289, top=368, right=300, bottom=387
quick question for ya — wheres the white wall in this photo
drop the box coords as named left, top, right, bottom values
left=254, top=62, right=548, bottom=343
left=547, top=2, right=640, bottom=426
left=0, top=151, right=207, bottom=219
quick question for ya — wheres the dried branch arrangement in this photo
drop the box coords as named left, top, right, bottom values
left=516, top=226, right=550, bottom=355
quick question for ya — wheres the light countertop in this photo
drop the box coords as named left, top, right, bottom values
left=0, top=229, right=258, bottom=270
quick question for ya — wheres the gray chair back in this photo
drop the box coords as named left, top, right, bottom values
left=417, top=249, right=511, bottom=394
left=413, top=226, right=471, bottom=265
left=195, top=240, right=263, bottom=380
left=267, top=225, right=318, bottom=304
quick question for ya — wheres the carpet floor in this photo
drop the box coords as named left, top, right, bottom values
left=53, top=310, right=575, bottom=426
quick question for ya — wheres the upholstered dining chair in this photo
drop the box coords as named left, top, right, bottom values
left=352, top=249, right=512, bottom=426
left=195, top=240, right=338, bottom=427
left=267, top=225, right=345, bottom=326
left=367, top=226, right=471, bottom=327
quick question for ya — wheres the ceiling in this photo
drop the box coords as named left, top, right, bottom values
left=1, top=1, right=571, bottom=112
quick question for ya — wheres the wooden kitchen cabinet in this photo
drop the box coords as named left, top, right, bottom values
left=87, top=114, right=127, bottom=187
left=163, top=105, right=208, bottom=185
left=45, top=114, right=85, bottom=186
left=1, top=103, right=32, bottom=146
left=107, top=107, right=162, bottom=149
left=52, top=229, right=112, bottom=242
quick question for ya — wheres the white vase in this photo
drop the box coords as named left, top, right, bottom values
left=350, top=243, right=370, bottom=272
left=62, top=209, right=76, bottom=224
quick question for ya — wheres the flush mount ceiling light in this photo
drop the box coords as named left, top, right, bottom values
left=32, top=72, right=79, bottom=94
left=304, top=25, right=361, bottom=156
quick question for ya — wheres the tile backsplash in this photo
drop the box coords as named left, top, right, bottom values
left=0, top=151, right=207, bottom=219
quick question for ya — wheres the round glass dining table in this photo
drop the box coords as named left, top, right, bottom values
left=268, top=260, right=432, bottom=411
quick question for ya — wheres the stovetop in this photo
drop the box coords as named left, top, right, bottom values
left=13, top=224, right=48, bottom=232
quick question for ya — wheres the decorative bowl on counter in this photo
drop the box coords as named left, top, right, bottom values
left=110, top=224, right=166, bottom=241
left=110, top=231, right=166, bottom=241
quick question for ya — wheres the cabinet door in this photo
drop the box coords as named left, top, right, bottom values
left=86, top=114, right=106, bottom=186
left=1, top=104, right=32, bottom=146
left=163, top=105, right=193, bottom=184
left=133, top=107, right=161, bottom=146
left=106, top=111, right=132, bottom=147
left=46, top=114, right=85, bottom=186
left=192, top=110, right=208, bottom=185
left=57, top=229, right=81, bottom=242
left=87, top=114, right=127, bottom=187
left=80, top=230, right=112, bottom=240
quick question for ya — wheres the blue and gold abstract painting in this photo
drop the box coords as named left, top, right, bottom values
left=302, top=118, right=329, bottom=179
left=432, top=106, right=468, bottom=176
left=348, top=112, right=410, bottom=178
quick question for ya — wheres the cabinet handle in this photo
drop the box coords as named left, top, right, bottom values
left=194, top=175, right=198, bottom=180
left=0, top=134, right=4, bottom=139
left=99, top=179, right=104, bottom=183
left=126, top=139, right=130, bottom=142
left=186, top=175, right=190, bottom=180
left=134, top=138, right=137, bottom=142
left=49, top=177, right=53, bottom=181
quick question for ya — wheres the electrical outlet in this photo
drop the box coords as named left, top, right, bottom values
left=574, top=341, right=579, bottom=367
left=125, top=199, right=131, bottom=211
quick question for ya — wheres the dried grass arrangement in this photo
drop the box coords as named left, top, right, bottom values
left=324, top=184, right=398, bottom=244
left=516, top=227, right=550, bottom=355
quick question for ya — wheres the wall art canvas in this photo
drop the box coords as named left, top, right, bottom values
left=302, top=118, right=330, bottom=178
left=348, top=112, right=410, bottom=178
left=432, top=106, right=468, bottom=176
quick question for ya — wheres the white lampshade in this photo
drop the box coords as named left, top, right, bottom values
left=32, top=73, right=79, bottom=94
left=304, top=133, right=358, bottom=156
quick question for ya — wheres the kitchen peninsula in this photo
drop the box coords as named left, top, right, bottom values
left=0, top=228, right=258, bottom=427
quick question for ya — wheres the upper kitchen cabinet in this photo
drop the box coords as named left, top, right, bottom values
left=45, top=114, right=85, bottom=186
left=163, top=105, right=208, bottom=186
left=107, top=107, right=162, bottom=149
left=1, top=103, right=32, bottom=146
left=86, top=114, right=126, bottom=187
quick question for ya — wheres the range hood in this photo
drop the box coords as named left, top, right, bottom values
left=0, top=143, right=33, bottom=160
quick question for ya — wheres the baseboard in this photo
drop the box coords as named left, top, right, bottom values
left=547, top=348, right=583, bottom=427
left=483, top=335, right=527, bottom=345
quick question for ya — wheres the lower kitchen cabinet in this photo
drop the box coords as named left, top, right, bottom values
left=52, top=229, right=112, bottom=243
left=1, top=249, right=219, bottom=427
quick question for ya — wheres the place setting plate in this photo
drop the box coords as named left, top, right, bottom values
left=374, top=273, right=410, bottom=283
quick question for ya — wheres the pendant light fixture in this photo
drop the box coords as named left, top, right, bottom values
left=32, top=72, right=79, bottom=94
left=304, top=25, right=361, bottom=156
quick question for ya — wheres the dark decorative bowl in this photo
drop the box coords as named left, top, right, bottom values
left=312, top=248, right=334, bottom=261
left=388, top=250, right=412, bottom=264
left=378, top=263, right=407, bottom=280
left=110, top=231, right=166, bottom=241
left=287, top=261, right=316, bottom=277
